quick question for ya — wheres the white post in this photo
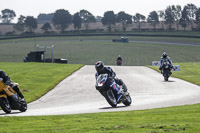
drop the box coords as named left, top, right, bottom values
left=51, top=45, right=54, bottom=63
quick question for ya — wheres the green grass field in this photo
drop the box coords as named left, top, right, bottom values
left=1, top=104, right=200, bottom=133
left=0, top=36, right=200, bottom=65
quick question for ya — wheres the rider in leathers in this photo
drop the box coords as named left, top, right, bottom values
left=0, top=70, right=25, bottom=101
left=159, top=52, right=173, bottom=74
left=95, top=61, right=127, bottom=101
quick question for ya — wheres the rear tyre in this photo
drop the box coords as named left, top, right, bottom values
left=104, top=90, right=117, bottom=107
left=0, top=97, right=11, bottom=114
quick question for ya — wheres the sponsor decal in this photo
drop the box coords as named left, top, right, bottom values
left=172, top=65, right=180, bottom=71
left=152, top=61, right=160, bottom=66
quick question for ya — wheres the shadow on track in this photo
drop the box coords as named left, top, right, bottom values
left=163, top=80, right=176, bottom=82
left=99, top=105, right=130, bottom=110
left=0, top=111, right=22, bottom=116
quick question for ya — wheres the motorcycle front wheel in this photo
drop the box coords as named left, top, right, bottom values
left=164, top=76, right=169, bottom=81
left=123, top=92, right=132, bottom=106
left=19, top=100, right=27, bottom=112
left=104, top=89, right=117, bottom=107
left=163, top=70, right=170, bottom=81
left=0, top=97, right=11, bottom=113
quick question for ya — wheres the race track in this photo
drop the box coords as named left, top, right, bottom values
left=1, top=65, right=200, bottom=116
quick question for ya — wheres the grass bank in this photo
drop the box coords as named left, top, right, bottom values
left=0, top=62, right=83, bottom=103
left=1, top=103, right=200, bottom=132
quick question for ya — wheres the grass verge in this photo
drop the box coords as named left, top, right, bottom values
left=148, top=62, right=200, bottom=86
left=1, top=104, right=200, bottom=133
left=0, top=62, right=83, bottom=103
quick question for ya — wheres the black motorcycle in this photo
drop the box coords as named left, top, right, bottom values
left=162, top=61, right=172, bottom=81
left=95, top=74, right=132, bottom=107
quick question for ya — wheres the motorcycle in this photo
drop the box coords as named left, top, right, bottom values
left=95, top=74, right=132, bottom=107
left=116, top=60, right=122, bottom=66
left=162, top=61, right=172, bottom=81
left=0, top=80, right=27, bottom=114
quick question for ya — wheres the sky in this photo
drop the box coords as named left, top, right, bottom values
left=0, top=0, right=200, bottom=22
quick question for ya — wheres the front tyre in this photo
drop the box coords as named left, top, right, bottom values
left=163, top=70, right=169, bottom=81
left=104, top=90, right=117, bottom=107
left=0, top=97, right=11, bottom=113
left=164, top=76, right=168, bottom=81
left=123, top=92, right=132, bottom=106
left=19, top=100, right=27, bottom=112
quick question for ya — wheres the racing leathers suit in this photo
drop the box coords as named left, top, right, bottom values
left=159, top=56, right=173, bottom=73
left=0, top=70, right=24, bottom=99
left=95, top=67, right=127, bottom=101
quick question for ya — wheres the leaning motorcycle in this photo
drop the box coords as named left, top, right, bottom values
left=95, top=74, right=132, bottom=107
left=0, top=80, right=27, bottom=114
left=162, top=61, right=172, bottom=81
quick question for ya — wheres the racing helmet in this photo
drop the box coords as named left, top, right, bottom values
left=162, top=52, right=167, bottom=58
left=95, top=61, right=104, bottom=72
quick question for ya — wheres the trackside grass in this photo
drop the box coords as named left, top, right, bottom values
left=149, top=62, right=200, bottom=86
left=0, top=104, right=200, bottom=132
left=0, top=62, right=200, bottom=132
left=0, top=62, right=83, bottom=102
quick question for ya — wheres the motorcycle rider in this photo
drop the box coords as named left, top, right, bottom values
left=117, top=55, right=122, bottom=62
left=116, top=55, right=122, bottom=65
left=159, top=52, right=173, bottom=74
left=95, top=61, right=127, bottom=101
left=0, top=70, right=25, bottom=101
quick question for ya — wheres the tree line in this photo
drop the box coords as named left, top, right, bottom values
left=0, top=3, right=200, bottom=34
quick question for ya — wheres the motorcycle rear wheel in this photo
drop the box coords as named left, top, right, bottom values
left=104, top=90, right=117, bottom=107
left=0, top=97, right=11, bottom=114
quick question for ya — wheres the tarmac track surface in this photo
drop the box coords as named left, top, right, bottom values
left=130, top=40, right=200, bottom=46
left=1, top=65, right=200, bottom=116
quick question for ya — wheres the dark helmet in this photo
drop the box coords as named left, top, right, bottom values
left=162, top=52, right=167, bottom=58
left=95, top=61, right=104, bottom=72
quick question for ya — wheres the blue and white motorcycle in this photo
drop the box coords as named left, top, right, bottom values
left=162, top=61, right=173, bottom=81
left=95, top=74, right=132, bottom=107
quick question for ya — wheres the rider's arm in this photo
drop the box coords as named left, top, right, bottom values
left=106, top=67, right=116, bottom=78
left=160, top=58, right=163, bottom=67
left=168, top=57, right=173, bottom=65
